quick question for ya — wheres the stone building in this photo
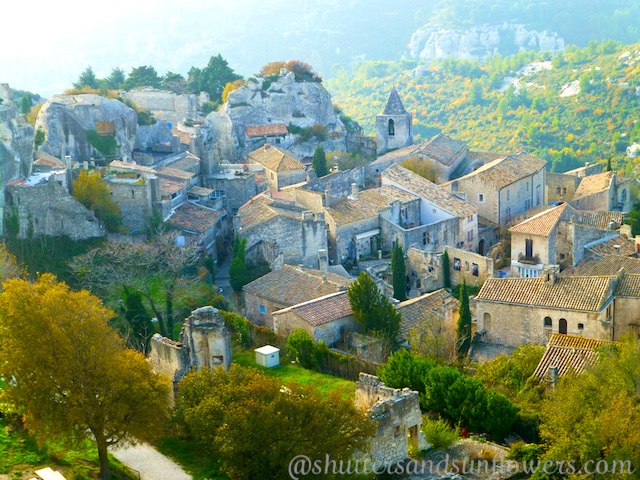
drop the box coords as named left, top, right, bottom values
left=105, top=173, right=161, bottom=235
left=204, top=164, right=260, bottom=213
left=242, top=264, right=352, bottom=329
left=5, top=176, right=105, bottom=240
left=244, top=123, right=290, bottom=150
left=166, top=202, right=230, bottom=257
left=235, top=191, right=328, bottom=270
left=272, top=291, right=356, bottom=346
left=120, top=88, right=202, bottom=125
left=545, top=172, right=581, bottom=204
left=376, top=88, right=413, bottom=155
left=443, top=152, right=547, bottom=225
left=381, top=164, right=478, bottom=253
left=149, top=306, right=232, bottom=393
left=247, top=144, right=306, bottom=190
left=355, top=374, right=426, bottom=466
left=570, top=170, right=632, bottom=213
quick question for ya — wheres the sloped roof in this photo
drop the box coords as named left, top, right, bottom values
left=397, top=289, right=460, bottom=339
left=382, top=164, right=477, bottom=218
left=572, top=210, right=626, bottom=230
left=236, top=193, right=314, bottom=232
left=532, top=334, right=619, bottom=379
left=451, top=152, right=546, bottom=189
left=383, top=88, right=407, bottom=115
left=247, top=144, right=305, bottom=172
left=562, top=256, right=640, bottom=277
left=157, top=167, right=195, bottom=181
left=166, top=152, right=200, bottom=172
left=272, top=291, right=352, bottom=326
left=371, top=133, right=468, bottom=168
left=475, top=276, right=614, bottom=312
left=245, top=123, right=288, bottom=137
left=585, top=235, right=637, bottom=257
left=188, top=186, right=214, bottom=197
left=172, top=128, right=192, bottom=145
left=243, top=265, right=352, bottom=307
left=34, top=151, right=65, bottom=168
left=509, top=203, right=567, bottom=237
left=572, top=171, right=614, bottom=200
left=616, top=274, right=640, bottom=297
left=325, top=185, right=418, bottom=226
left=160, top=179, right=186, bottom=196
left=109, top=160, right=157, bottom=175
left=166, top=203, right=225, bottom=234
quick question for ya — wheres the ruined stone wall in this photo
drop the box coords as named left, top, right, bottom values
left=121, top=89, right=199, bottom=125
left=306, top=166, right=366, bottom=197
left=204, top=173, right=257, bottom=213
left=105, top=177, right=157, bottom=235
left=546, top=172, right=580, bottom=204
left=148, top=334, right=189, bottom=382
left=380, top=216, right=460, bottom=257
left=6, top=180, right=105, bottom=240
left=407, top=247, right=442, bottom=293
left=333, top=217, right=381, bottom=264
left=445, top=246, right=494, bottom=288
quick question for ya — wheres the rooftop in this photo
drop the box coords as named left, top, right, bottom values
left=584, top=235, right=637, bottom=257
left=382, top=88, right=407, bottom=115
left=165, top=152, right=200, bottom=172
left=382, top=164, right=477, bottom=218
left=325, top=185, right=418, bottom=226
left=166, top=202, right=225, bottom=234
left=476, top=276, right=614, bottom=312
left=572, top=171, right=615, bottom=200
left=160, top=178, right=186, bottom=196
left=571, top=210, right=626, bottom=230
left=242, top=264, right=352, bottom=307
left=532, top=334, right=619, bottom=379
left=33, top=151, right=65, bottom=168
left=109, top=160, right=157, bottom=175
left=448, top=152, right=546, bottom=190
left=509, top=203, right=568, bottom=237
left=171, top=127, right=192, bottom=145
left=157, top=166, right=195, bottom=181
left=561, top=256, right=640, bottom=277
left=245, top=123, right=289, bottom=137
left=247, top=144, right=305, bottom=172
left=188, top=185, right=214, bottom=197
left=397, top=289, right=459, bottom=339
left=372, top=133, right=468, bottom=168
left=616, top=274, right=640, bottom=297
left=236, top=192, right=317, bottom=232
left=272, top=291, right=353, bottom=326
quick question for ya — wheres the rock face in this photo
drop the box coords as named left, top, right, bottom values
left=120, top=88, right=203, bottom=125
left=409, top=24, right=565, bottom=62
left=35, top=94, right=137, bottom=161
left=206, top=71, right=348, bottom=161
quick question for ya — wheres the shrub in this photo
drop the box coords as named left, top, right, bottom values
left=507, top=441, right=543, bottom=462
left=85, top=130, right=117, bottom=156
left=286, top=329, right=319, bottom=369
left=422, top=417, right=459, bottom=450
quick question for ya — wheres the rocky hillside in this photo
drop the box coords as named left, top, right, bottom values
left=35, top=94, right=137, bottom=161
left=207, top=69, right=349, bottom=160
left=0, top=84, right=34, bottom=184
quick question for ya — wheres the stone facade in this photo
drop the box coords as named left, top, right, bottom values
left=570, top=172, right=632, bottom=213
left=445, top=247, right=494, bottom=288
left=149, top=306, right=232, bottom=392
left=120, top=88, right=200, bottom=125
left=546, top=172, right=580, bottom=204
left=355, top=374, right=426, bottom=466
left=5, top=178, right=105, bottom=240
left=105, top=175, right=160, bottom=235
left=273, top=309, right=356, bottom=346
left=204, top=171, right=257, bottom=213
left=244, top=292, right=289, bottom=330
left=376, top=89, right=413, bottom=155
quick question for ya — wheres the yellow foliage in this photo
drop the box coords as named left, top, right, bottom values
left=72, top=170, right=122, bottom=232
left=401, top=157, right=440, bottom=182
left=63, top=86, right=120, bottom=99
left=221, top=79, right=245, bottom=103
left=25, top=102, right=44, bottom=126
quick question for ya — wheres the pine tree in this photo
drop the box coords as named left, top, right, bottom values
left=391, top=240, right=407, bottom=301
left=606, top=158, right=612, bottom=171
left=442, top=250, right=451, bottom=289
left=312, top=145, right=328, bottom=177
left=456, top=279, right=472, bottom=360
left=73, top=66, right=98, bottom=89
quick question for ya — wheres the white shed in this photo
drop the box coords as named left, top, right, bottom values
left=255, top=345, right=280, bottom=368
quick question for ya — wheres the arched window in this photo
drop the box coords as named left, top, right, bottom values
left=544, top=317, right=552, bottom=328
left=621, top=188, right=627, bottom=204
left=388, top=119, right=395, bottom=136
left=559, top=318, right=567, bottom=334
left=483, top=312, right=492, bottom=331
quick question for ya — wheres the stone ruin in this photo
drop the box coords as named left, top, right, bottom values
left=355, top=373, right=427, bottom=465
left=149, top=306, right=232, bottom=393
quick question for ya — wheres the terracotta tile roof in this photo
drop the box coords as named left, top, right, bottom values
left=188, top=186, right=214, bottom=197
left=475, top=276, right=614, bottom=312
left=465, top=151, right=505, bottom=164
left=272, top=291, right=353, bottom=326
left=562, top=256, right=640, bottom=277
left=572, top=171, right=614, bottom=200
left=532, top=334, right=619, bottom=379
left=242, top=264, right=352, bottom=307
left=247, top=144, right=305, bottom=172
left=236, top=193, right=313, bottom=232
left=382, top=164, right=477, bottom=218
left=616, top=274, right=640, bottom=297
left=160, top=179, right=186, bottom=196
left=509, top=203, right=567, bottom=236
left=383, top=88, right=407, bottom=115
left=166, top=203, right=225, bottom=234
left=157, top=167, right=195, bottom=181
left=453, top=152, right=546, bottom=189
left=245, top=123, right=288, bottom=137
left=109, top=160, right=157, bottom=175
left=572, top=210, right=626, bottom=230
left=585, top=235, right=637, bottom=257
left=371, top=133, right=468, bottom=168
left=172, top=128, right=192, bottom=145
left=397, top=289, right=460, bottom=339
left=325, top=185, right=418, bottom=226
left=34, top=151, right=65, bottom=168
left=167, top=153, right=200, bottom=172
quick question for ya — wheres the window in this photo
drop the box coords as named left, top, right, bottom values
left=388, top=119, right=395, bottom=136
left=422, top=232, right=427, bottom=246
left=578, top=323, right=584, bottom=330
left=467, top=214, right=474, bottom=223
left=131, top=190, right=135, bottom=198
left=432, top=208, right=437, bottom=214
left=465, top=261, right=469, bottom=271
left=525, top=239, right=533, bottom=258
left=472, top=263, right=479, bottom=276
left=478, top=193, right=484, bottom=202
left=559, top=318, right=567, bottom=334
left=393, top=425, right=402, bottom=437
left=562, top=187, right=567, bottom=195
left=556, top=187, right=561, bottom=195
left=525, top=199, right=531, bottom=210
left=467, top=229, right=474, bottom=241
left=275, top=137, right=281, bottom=144
left=544, top=317, right=552, bottom=328
left=453, top=258, right=461, bottom=270
left=527, top=182, right=529, bottom=192
left=270, top=172, right=275, bottom=181
left=259, top=304, right=267, bottom=314
left=505, top=207, right=511, bottom=222
left=559, top=253, right=566, bottom=260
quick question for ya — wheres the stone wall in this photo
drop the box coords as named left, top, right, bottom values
left=380, top=215, right=460, bottom=258
left=613, top=296, right=640, bottom=340
left=376, top=114, right=412, bottom=155
left=274, top=168, right=307, bottom=191
left=105, top=176, right=159, bottom=235
left=330, top=216, right=381, bottom=264
left=244, top=291, right=289, bottom=329
left=5, top=180, right=105, bottom=240
left=148, top=335, right=189, bottom=382
left=546, top=172, right=580, bottom=204
left=304, top=166, right=366, bottom=197
left=355, top=374, right=424, bottom=466
left=204, top=173, right=257, bottom=213
left=445, top=247, right=494, bottom=288
left=121, top=89, right=200, bottom=125
left=273, top=310, right=356, bottom=346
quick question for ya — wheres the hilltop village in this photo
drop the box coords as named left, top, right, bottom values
left=0, top=60, right=639, bottom=479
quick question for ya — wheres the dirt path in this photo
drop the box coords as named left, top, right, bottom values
left=110, top=442, right=192, bottom=480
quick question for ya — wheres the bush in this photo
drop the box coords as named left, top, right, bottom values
left=507, top=441, right=543, bottom=462
left=422, top=417, right=459, bottom=450
left=286, top=329, right=319, bottom=369
left=85, top=130, right=117, bottom=156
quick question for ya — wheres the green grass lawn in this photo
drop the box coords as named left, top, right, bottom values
left=232, top=345, right=356, bottom=399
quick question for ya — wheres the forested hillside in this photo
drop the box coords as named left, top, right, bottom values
left=327, top=40, right=640, bottom=176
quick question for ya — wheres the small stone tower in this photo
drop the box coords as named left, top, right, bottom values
left=376, top=88, right=412, bottom=155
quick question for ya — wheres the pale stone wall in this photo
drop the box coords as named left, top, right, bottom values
left=121, top=89, right=199, bottom=125
left=445, top=247, right=494, bottom=288
left=511, top=231, right=552, bottom=265
left=546, top=172, right=580, bottom=204
left=105, top=176, right=158, bottom=235
left=273, top=310, right=357, bottom=345
left=244, top=291, right=289, bottom=329
left=274, top=168, right=307, bottom=190
left=613, top=296, right=640, bottom=340
left=331, top=216, right=381, bottom=264
left=571, top=188, right=612, bottom=211
left=204, top=173, right=257, bottom=213
left=376, top=114, right=412, bottom=154
left=148, top=335, right=189, bottom=382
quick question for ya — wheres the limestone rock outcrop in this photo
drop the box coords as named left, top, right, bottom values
left=409, top=24, right=565, bottom=62
left=0, top=84, right=33, bottom=184
left=206, top=70, right=348, bottom=161
left=35, top=94, right=137, bottom=161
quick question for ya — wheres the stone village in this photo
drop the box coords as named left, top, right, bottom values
left=1, top=64, right=639, bottom=473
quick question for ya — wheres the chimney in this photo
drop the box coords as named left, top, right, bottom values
left=547, top=366, right=559, bottom=390
left=608, top=220, right=616, bottom=230
left=263, top=144, right=271, bottom=151
left=543, top=265, right=559, bottom=285
left=614, top=244, right=621, bottom=254
left=350, top=182, right=358, bottom=200
left=324, top=188, right=330, bottom=207
left=318, top=249, right=328, bottom=272
left=233, top=215, right=241, bottom=231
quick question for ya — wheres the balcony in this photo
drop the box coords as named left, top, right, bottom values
left=518, top=253, right=541, bottom=265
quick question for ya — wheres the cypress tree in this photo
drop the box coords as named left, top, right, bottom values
left=442, top=250, right=451, bottom=289
left=456, top=279, right=472, bottom=360
left=312, top=145, right=328, bottom=177
left=391, top=240, right=407, bottom=301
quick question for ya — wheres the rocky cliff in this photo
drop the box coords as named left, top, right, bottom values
left=206, top=70, right=348, bottom=161
left=35, top=94, right=137, bottom=161
left=409, top=24, right=565, bottom=62
left=0, top=84, right=33, bottom=184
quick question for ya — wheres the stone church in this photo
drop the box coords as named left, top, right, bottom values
left=376, top=88, right=413, bottom=154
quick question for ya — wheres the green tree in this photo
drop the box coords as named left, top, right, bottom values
left=476, top=344, right=545, bottom=397
left=606, top=157, right=613, bottom=171
left=391, top=240, right=407, bottom=301
left=312, top=144, right=328, bottom=177
left=285, top=329, right=318, bottom=369
left=175, top=365, right=375, bottom=480
left=187, top=54, right=242, bottom=103
left=123, top=66, right=162, bottom=90
left=119, top=286, right=154, bottom=354
left=229, top=237, right=249, bottom=292
left=626, top=204, right=640, bottom=236
left=19, top=94, right=32, bottom=115
left=72, top=170, right=122, bottom=232
left=400, top=157, right=440, bottom=182
left=74, top=66, right=98, bottom=89
left=378, top=349, right=435, bottom=394
left=456, top=280, right=472, bottom=359
left=0, top=274, right=170, bottom=480
left=468, top=79, right=483, bottom=105
left=442, top=250, right=451, bottom=289
left=162, top=72, right=186, bottom=94
left=347, top=272, right=401, bottom=342
left=105, top=67, right=126, bottom=90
